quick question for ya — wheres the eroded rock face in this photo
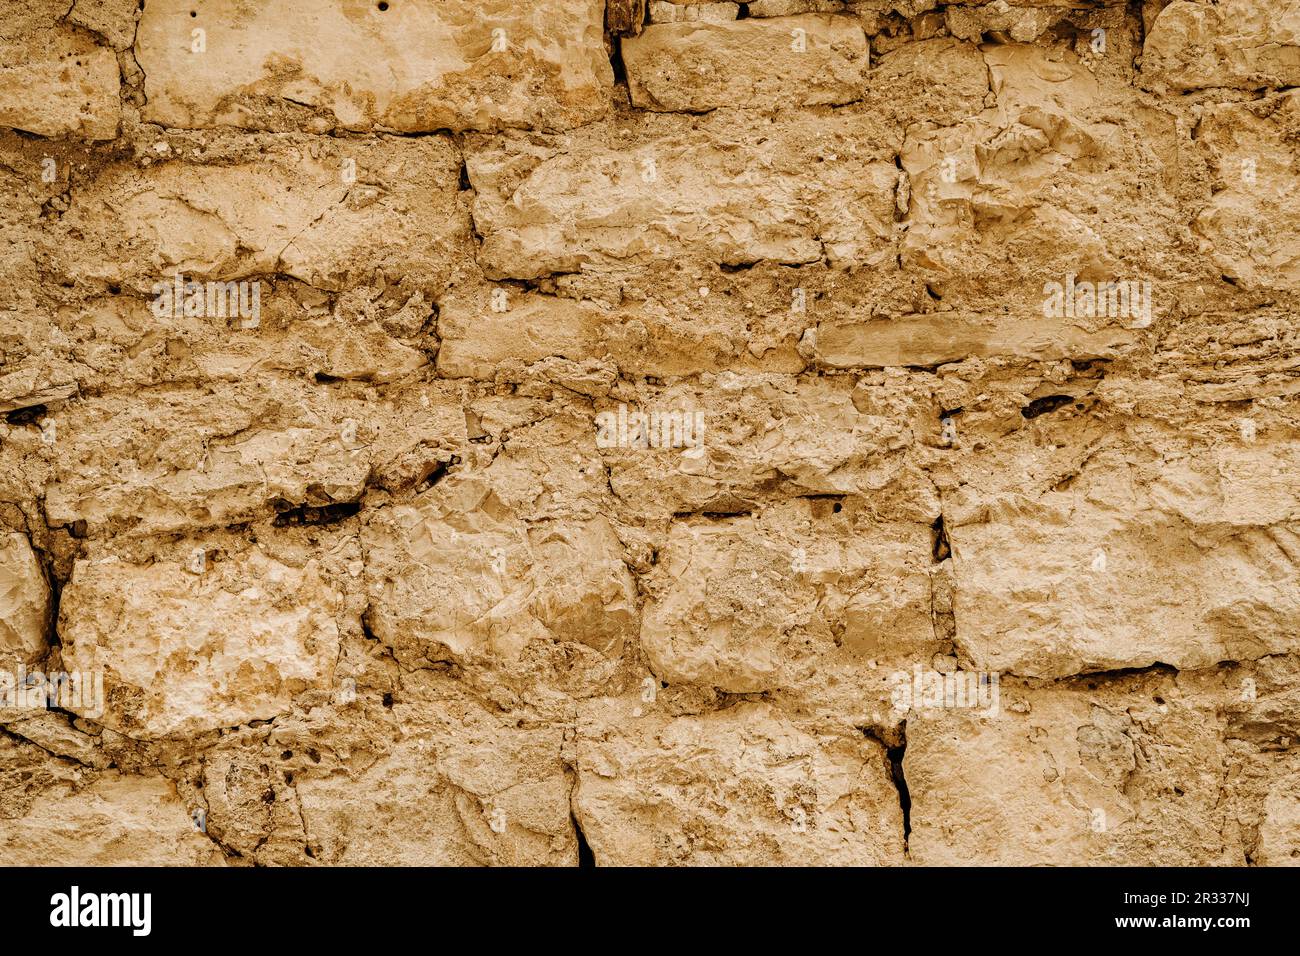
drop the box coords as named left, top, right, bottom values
left=465, top=110, right=898, bottom=278
left=1, top=0, right=1298, bottom=868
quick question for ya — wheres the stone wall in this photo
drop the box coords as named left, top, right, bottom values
left=0, top=0, right=1297, bottom=865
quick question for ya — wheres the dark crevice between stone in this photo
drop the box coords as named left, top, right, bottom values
left=887, top=731, right=911, bottom=854
left=862, top=723, right=911, bottom=856
left=572, top=810, right=596, bottom=867
left=5, top=404, right=46, bottom=426
left=1021, top=394, right=1075, bottom=419
left=416, top=454, right=459, bottom=493
left=271, top=501, right=360, bottom=527
left=931, top=514, right=950, bottom=563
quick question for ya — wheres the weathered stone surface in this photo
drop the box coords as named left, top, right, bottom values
left=2, top=0, right=1298, bottom=868
left=0, top=751, right=226, bottom=865
left=1193, top=91, right=1300, bottom=291
left=363, top=475, right=638, bottom=704
left=59, top=542, right=350, bottom=737
left=945, top=436, right=1300, bottom=678
left=1143, top=0, right=1300, bottom=91
left=293, top=698, right=577, bottom=865
left=639, top=502, right=939, bottom=707
left=906, top=671, right=1248, bottom=865
left=0, top=0, right=120, bottom=140
left=136, top=0, right=613, bottom=133
left=623, top=15, right=869, bottom=111
left=573, top=701, right=905, bottom=865
left=0, top=531, right=49, bottom=666
left=42, top=134, right=466, bottom=295
left=43, top=385, right=372, bottom=538
left=466, top=111, right=898, bottom=278
left=648, top=1, right=740, bottom=23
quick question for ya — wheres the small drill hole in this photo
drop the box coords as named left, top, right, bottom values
left=377, top=1, right=388, bottom=9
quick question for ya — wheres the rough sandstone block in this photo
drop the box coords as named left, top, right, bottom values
left=639, top=505, right=938, bottom=702
left=42, top=135, right=467, bottom=295
left=0, top=765, right=226, bottom=865
left=58, top=544, right=348, bottom=738
left=1143, top=0, right=1300, bottom=91
left=1193, top=91, right=1300, bottom=292
left=0, top=0, right=120, bottom=140
left=647, top=1, right=740, bottom=23
left=623, top=15, right=869, bottom=111
left=906, top=675, right=1245, bottom=865
left=136, top=0, right=613, bottom=132
left=362, top=475, right=638, bottom=695
left=0, top=531, right=49, bottom=666
left=574, top=701, right=906, bottom=865
left=466, top=112, right=897, bottom=278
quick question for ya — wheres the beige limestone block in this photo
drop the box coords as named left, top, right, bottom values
left=600, top=376, right=936, bottom=518
left=1193, top=91, right=1300, bottom=292
left=946, top=441, right=1300, bottom=679
left=573, top=701, right=906, bottom=865
left=363, top=475, right=637, bottom=682
left=0, top=0, right=120, bottom=140
left=466, top=111, right=897, bottom=278
left=1143, top=0, right=1300, bottom=91
left=906, top=676, right=1244, bottom=865
left=42, top=136, right=466, bottom=295
left=648, top=1, right=740, bottom=22
left=136, top=0, right=613, bottom=132
left=0, top=531, right=49, bottom=666
left=0, top=769, right=225, bottom=866
left=58, top=545, right=346, bottom=738
left=293, top=720, right=577, bottom=865
left=42, top=384, right=373, bottom=538
left=1253, top=771, right=1300, bottom=864
left=623, top=15, right=869, bottom=111
left=639, top=504, right=936, bottom=695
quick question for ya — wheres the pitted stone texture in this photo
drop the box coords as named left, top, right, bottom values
left=899, top=43, right=1202, bottom=316
left=293, top=701, right=577, bottom=865
left=648, top=1, right=740, bottom=23
left=0, top=0, right=120, bottom=140
left=0, top=531, right=49, bottom=666
left=59, top=544, right=347, bottom=738
left=1143, top=0, right=1300, bottom=91
left=599, top=375, right=936, bottom=519
left=136, top=0, right=613, bottom=133
left=946, top=438, right=1300, bottom=679
left=573, top=701, right=906, bottom=865
left=623, top=15, right=869, bottom=111
left=42, top=384, right=372, bottom=539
